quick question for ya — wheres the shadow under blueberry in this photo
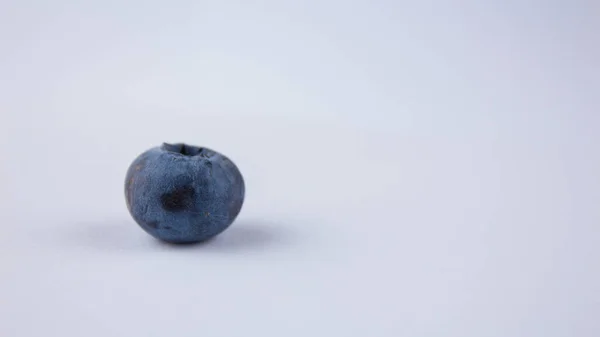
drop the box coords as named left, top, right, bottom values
left=61, top=218, right=295, bottom=253
left=154, top=220, right=286, bottom=252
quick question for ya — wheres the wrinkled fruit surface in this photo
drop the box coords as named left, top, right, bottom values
left=125, top=143, right=245, bottom=243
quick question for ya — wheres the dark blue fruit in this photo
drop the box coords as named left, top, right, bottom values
left=125, top=143, right=245, bottom=243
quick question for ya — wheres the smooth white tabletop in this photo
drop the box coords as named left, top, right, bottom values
left=1, top=1, right=599, bottom=336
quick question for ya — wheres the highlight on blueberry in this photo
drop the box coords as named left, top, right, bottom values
left=125, top=143, right=245, bottom=243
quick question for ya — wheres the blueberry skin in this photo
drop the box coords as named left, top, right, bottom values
left=125, top=143, right=245, bottom=243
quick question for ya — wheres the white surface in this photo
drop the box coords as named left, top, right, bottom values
left=1, top=1, right=599, bottom=336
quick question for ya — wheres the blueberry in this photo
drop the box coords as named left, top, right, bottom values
left=125, top=143, right=245, bottom=243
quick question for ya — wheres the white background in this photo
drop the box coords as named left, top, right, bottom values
left=1, top=1, right=599, bottom=336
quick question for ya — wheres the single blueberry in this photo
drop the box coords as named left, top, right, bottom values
left=125, top=143, right=245, bottom=243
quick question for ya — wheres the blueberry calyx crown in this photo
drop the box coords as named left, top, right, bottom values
left=162, top=142, right=206, bottom=157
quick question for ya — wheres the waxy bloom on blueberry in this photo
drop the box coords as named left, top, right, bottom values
left=125, top=143, right=245, bottom=243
